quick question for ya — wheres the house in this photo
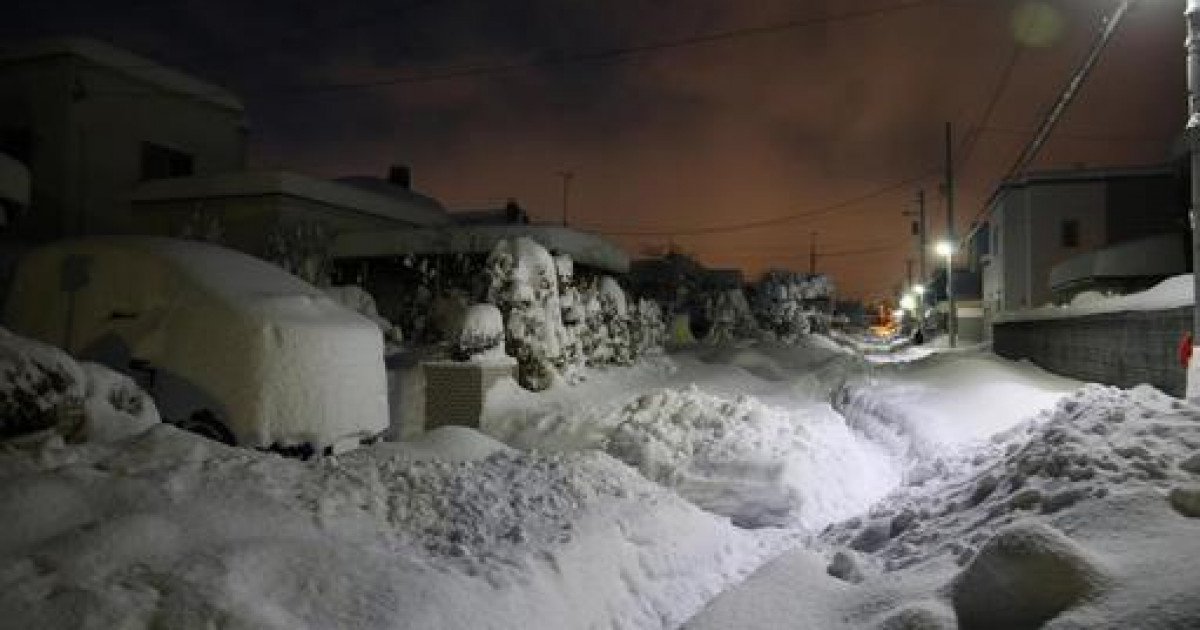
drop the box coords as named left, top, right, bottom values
left=130, top=167, right=454, bottom=280
left=973, top=164, right=1184, bottom=318
left=0, top=37, right=248, bottom=241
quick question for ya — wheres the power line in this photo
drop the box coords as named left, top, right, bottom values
left=88, top=0, right=948, bottom=99
left=972, top=125, right=1169, bottom=144
left=956, top=45, right=1023, bottom=172
left=584, top=168, right=940, bottom=237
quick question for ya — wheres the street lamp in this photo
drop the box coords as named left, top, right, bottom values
left=935, top=241, right=956, bottom=348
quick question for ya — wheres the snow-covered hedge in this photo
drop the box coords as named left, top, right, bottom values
left=752, top=271, right=834, bottom=343
left=484, top=237, right=663, bottom=390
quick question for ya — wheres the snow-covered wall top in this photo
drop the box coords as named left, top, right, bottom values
left=996, top=274, right=1194, bottom=323
left=1048, top=233, right=1187, bottom=292
left=0, top=37, right=243, bottom=112
left=4, top=237, right=388, bottom=447
left=332, top=225, right=631, bottom=273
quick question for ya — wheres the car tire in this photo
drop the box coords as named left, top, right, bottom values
left=175, top=410, right=235, bottom=445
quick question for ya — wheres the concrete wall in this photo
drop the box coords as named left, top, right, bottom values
left=993, top=307, right=1190, bottom=396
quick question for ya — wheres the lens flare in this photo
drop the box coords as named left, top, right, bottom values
left=1012, top=1, right=1065, bottom=48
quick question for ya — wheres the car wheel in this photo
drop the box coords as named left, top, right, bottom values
left=175, top=410, right=235, bottom=445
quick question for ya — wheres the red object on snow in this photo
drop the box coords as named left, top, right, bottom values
left=1179, top=332, right=1193, bottom=367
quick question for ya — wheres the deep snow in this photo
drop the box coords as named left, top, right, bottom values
left=4, top=327, right=1200, bottom=629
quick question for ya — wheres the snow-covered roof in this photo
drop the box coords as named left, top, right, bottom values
left=332, top=225, right=631, bottom=273
left=132, top=170, right=452, bottom=227
left=0, top=37, right=243, bottom=112
left=0, top=152, right=29, bottom=207
left=335, top=176, right=452, bottom=225
left=1000, top=164, right=1174, bottom=189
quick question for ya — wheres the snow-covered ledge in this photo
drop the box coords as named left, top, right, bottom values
left=993, top=275, right=1194, bottom=324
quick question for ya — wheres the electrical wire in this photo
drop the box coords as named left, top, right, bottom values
left=85, top=0, right=948, bottom=98
left=583, top=168, right=940, bottom=237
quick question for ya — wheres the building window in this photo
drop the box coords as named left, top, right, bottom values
left=140, top=142, right=194, bottom=181
left=0, top=127, right=33, bottom=165
left=1061, top=219, right=1080, bottom=248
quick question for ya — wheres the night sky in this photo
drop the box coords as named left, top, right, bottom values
left=3, top=0, right=1186, bottom=299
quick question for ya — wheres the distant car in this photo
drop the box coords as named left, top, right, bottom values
left=4, top=236, right=389, bottom=454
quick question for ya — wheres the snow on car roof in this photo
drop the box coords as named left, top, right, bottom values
left=45, top=236, right=374, bottom=329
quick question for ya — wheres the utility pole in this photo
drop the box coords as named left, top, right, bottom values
left=1188, top=0, right=1200, bottom=398
left=945, top=122, right=957, bottom=348
left=902, top=188, right=928, bottom=284
left=556, top=170, right=574, bottom=227
left=809, top=231, right=818, bottom=274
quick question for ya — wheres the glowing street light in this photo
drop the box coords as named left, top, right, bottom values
left=899, top=294, right=916, bottom=311
left=935, top=240, right=956, bottom=348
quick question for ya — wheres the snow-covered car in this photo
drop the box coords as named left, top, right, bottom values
left=3, top=236, right=388, bottom=453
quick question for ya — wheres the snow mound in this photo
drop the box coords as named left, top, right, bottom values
left=950, top=522, right=1108, bottom=630
left=0, top=424, right=778, bottom=630
left=602, top=386, right=900, bottom=529
left=0, top=327, right=158, bottom=443
left=824, top=384, right=1200, bottom=572
left=376, top=425, right=515, bottom=462
left=837, top=352, right=1077, bottom=463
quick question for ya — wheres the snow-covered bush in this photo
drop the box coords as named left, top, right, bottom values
left=0, top=327, right=159, bottom=442
left=553, top=254, right=586, bottom=381
left=452, top=303, right=507, bottom=362
left=482, top=240, right=662, bottom=389
left=599, top=276, right=634, bottom=365
left=266, top=221, right=332, bottom=285
left=752, top=271, right=833, bottom=343
left=325, top=284, right=403, bottom=344
left=485, top=238, right=568, bottom=390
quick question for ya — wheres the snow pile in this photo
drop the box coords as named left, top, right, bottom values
left=0, top=425, right=777, bottom=630
left=836, top=352, right=1078, bottom=463
left=823, top=384, right=1200, bottom=573
left=998, top=273, right=1193, bottom=322
left=603, top=386, right=899, bottom=529
left=325, top=284, right=403, bottom=343
left=0, top=327, right=158, bottom=443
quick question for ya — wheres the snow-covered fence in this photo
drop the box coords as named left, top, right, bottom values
left=993, top=307, right=1190, bottom=396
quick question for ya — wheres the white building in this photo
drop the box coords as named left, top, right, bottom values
left=0, top=38, right=247, bottom=240
left=978, top=165, right=1182, bottom=316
